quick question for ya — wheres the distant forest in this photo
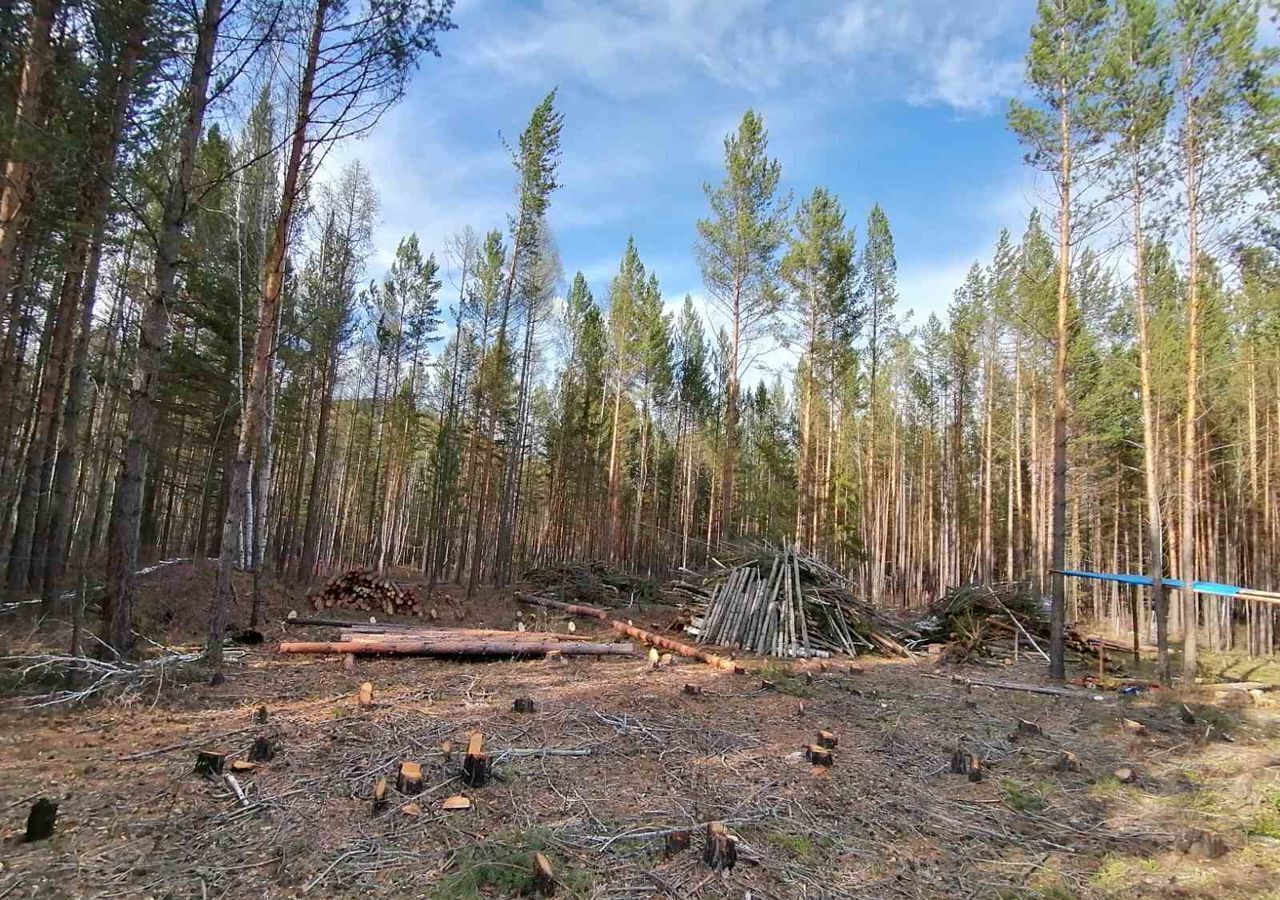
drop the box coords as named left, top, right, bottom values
left=0, top=0, right=1276, bottom=677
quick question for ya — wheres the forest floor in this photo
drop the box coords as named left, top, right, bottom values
left=2, top=562, right=1280, bottom=899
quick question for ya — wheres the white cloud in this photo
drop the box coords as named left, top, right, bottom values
left=908, top=36, right=1023, bottom=114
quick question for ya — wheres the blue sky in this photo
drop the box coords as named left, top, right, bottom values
left=344, top=0, right=1047, bottom=353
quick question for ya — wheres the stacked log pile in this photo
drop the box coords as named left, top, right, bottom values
left=688, top=543, right=912, bottom=658
left=307, top=568, right=421, bottom=616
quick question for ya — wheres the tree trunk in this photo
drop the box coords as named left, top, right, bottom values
left=212, top=0, right=327, bottom=664
left=0, top=0, right=60, bottom=299
left=102, top=0, right=222, bottom=656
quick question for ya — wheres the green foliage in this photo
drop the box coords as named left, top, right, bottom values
left=696, top=109, right=790, bottom=374
left=432, top=829, right=594, bottom=899
left=1000, top=779, right=1053, bottom=813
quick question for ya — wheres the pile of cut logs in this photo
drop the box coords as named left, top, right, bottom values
left=307, top=568, right=421, bottom=616
left=689, top=542, right=911, bottom=658
left=280, top=622, right=634, bottom=659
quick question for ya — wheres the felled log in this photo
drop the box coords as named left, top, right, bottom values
left=516, top=593, right=744, bottom=673
left=25, top=799, right=57, bottom=842
left=940, top=674, right=1097, bottom=699
left=339, top=626, right=600, bottom=642
left=278, top=639, right=633, bottom=657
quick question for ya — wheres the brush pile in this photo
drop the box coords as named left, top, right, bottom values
left=908, top=582, right=1096, bottom=662
left=307, top=568, right=421, bottom=616
left=524, top=561, right=659, bottom=606
left=687, top=543, right=911, bottom=658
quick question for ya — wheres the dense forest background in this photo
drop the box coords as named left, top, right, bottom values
left=0, top=0, right=1276, bottom=673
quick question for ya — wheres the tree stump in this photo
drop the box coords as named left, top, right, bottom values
left=665, top=830, right=691, bottom=855
left=397, top=761, right=423, bottom=795
left=816, top=730, right=839, bottom=749
left=372, top=777, right=389, bottom=815
left=253, top=705, right=269, bottom=724
left=195, top=750, right=226, bottom=776
left=513, top=697, right=537, bottom=714
left=805, top=744, right=834, bottom=767
left=343, top=653, right=356, bottom=673
left=703, top=822, right=737, bottom=870
left=532, top=851, right=556, bottom=895
left=24, top=798, right=57, bottom=842
left=462, top=732, right=489, bottom=787
left=357, top=682, right=374, bottom=706
left=950, top=748, right=983, bottom=781
left=248, top=736, right=275, bottom=763
left=1016, top=719, right=1044, bottom=737
left=1055, top=750, right=1081, bottom=772
left=682, top=684, right=703, bottom=696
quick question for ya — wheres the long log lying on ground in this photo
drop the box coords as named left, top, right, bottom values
left=278, top=639, right=634, bottom=657
left=337, top=628, right=598, bottom=643
left=515, top=592, right=745, bottom=673
left=929, top=673, right=1101, bottom=699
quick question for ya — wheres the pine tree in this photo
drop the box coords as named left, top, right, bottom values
left=1009, top=0, right=1111, bottom=679
left=696, top=110, right=788, bottom=543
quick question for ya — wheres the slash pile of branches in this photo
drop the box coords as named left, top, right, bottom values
left=687, top=542, right=912, bottom=658
left=908, top=582, right=1095, bottom=663
left=523, top=561, right=659, bottom=606
left=307, top=569, right=421, bottom=616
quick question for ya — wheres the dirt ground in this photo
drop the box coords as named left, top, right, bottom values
left=2, top=564, right=1280, bottom=899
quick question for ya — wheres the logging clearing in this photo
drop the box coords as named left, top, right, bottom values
left=1, top=0, right=1279, bottom=896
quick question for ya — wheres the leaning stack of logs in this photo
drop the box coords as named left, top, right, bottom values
left=688, top=541, right=911, bottom=658
left=279, top=621, right=634, bottom=658
left=307, top=568, right=421, bottom=616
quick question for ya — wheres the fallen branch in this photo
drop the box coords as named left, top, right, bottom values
left=929, top=673, right=1102, bottom=699
left=516, top=593, right=745, bottom=673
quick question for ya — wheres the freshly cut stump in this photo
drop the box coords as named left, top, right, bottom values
left=703, top=822, right=737, bottom=870
left=805, top=744, right=834, bottom=767
left=462, top=733, right=489, bottom=788
left=532, top=851, right=556, bottom=895
left=372, top=777, right=389, bottom=815
left=195, top=751, right=226, bottom=776
left=397, top=762, right=424, bottom=795
left=248, top=736, right=275, bottom=763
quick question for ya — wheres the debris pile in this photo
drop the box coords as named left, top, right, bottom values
left=307, top=568, right=421, bottom=616
left=524, top=561, right=659, bottom=606
left=687, top=543, right=911, bottom=658
left=910, top=582, right=1097, bottom=663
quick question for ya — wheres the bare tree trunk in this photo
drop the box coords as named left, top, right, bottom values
left=1048, top=95, right=1072, bottom=680
left=211, top=0, right=326, bottom=665
left=0, top=0, right=60, bottom=299
left=102, top=0, right=221, bottom=656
